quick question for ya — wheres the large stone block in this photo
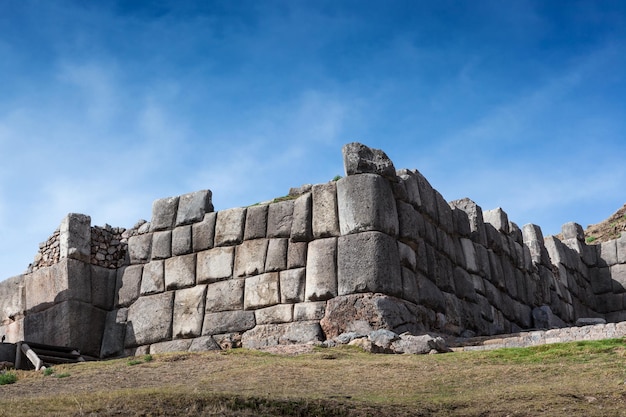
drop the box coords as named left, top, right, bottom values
left=460, top=238, right=478, bottom=273
left=172, top=225, right=192, bottom=256
left=305, top=238, right=337, bottom=301
left=255, top=304, right=293, bottom=325
left=244, top=272, right=280, bottom=310
left=265, top=238, right=288, bottom=272
left=0, top=275, right=25, bottom=324
left=397, top=169, right=422, bottom=208
left=401, top=267, right=419, bottom=304
left=205, top=278, right=245, bottom=312
left=267, top=200, right=294, bottom=238
left=599, top=240, right=618, bottom=266
left=416, top=273, right=445, bottom=312
left=398, top=241, right=416, bottom=271
left=100, top=308, right=128, bottom=358
left=116, top=265, right=143, bottom=307
left=244, top=204, right=268, bottom=240
left=291, top=192, right=313, bottom=242
left=411, top=169, right=438, bottom=221
left=434, top=191, right=454, bottom=234
left=125, top=291, right=174, bottom=347
left=140, top=260, right=164, bottom=296
left=150, top=339, right=192, bottom=354
left=294, top=301, right=326, bottom=321
left=562, top=222, right=585, bottom=241
left=312, top=182, right=340, bottom=238
left=242, top=321, right=324, bottom=349
left=91, top=266, right=117, bottom=310
left=449, top=198, right=487, bottom=246
left=280, top=268, right=306, bottom=303
left=618, top=234, right=626, bottom=264
left=173, top=285, right=207, bottom=338
left=192, top=212, right=216, bottom=252
left=59, top=213, right=91, bottom=263
left=338, top=231, right=402, bottom=297
left=151, top=196, right=179, bottom=231
left=453, top=266, right=477, bottom=303
left=202, top=310, right=255, bottom=335
left=337, top=173, right=398, bottom=236
left=25, top=259, right=92, bottom=312
left=176, top=190, right=213, bottom=226
left=483, top=208, right=510, bottom=234
left=611, top=264, right=626, bottom=293
left=287, top=241, right=307, bottom=268
left=128, top=233, right=152, bottom=264
left=397, top=200, right=424, bottom=245
left=151, top=231, right=172, bottom=260
left=342, top=142, right=396, bottom=181
left=214, top=207, right=246, bottom=246
left=522, top=224, right=550, bottom=265
left=164, top=254, right=196, bottom=290
left=197, top=246, right=234, bottom=283
left=189, top=336, right=221, bottom=352
left=234, top=239, right=268, bottom=277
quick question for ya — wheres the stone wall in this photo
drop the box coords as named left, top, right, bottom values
left=1, top=142, right=625, bottom=358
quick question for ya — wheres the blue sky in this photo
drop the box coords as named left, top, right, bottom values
left=1, top=0, right=625, bottom=280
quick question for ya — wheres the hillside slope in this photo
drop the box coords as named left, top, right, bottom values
left=583, top=203, right=626, bottom=244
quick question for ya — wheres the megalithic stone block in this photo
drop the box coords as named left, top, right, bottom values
left=337, top=231, right=402, bottom=297
left=312, top=182, right=340, bottom=238
left=305, top=238, right=338, bottom=301
left=336, top=173, right=398, bottom=236
left=342, top=142, right=396, bottom=181
left=176, top=190, right=213, bottom=227
left=150, top=196, right=179, bottom=232
left=173, top=285, right=207, bottom=338
left=234, top=239, right=268, bottom=277
left=291, top=192, right=313, bottom=242
left=60, top=213, right=91, bottom=263
left=125, top=291, right=174, bottom=347
left=449, top=198, right=487, bottom=246
left=522, top=224, right=551, bottom=266
left=483, top=207, right=510, bottom=234
left=214, top=207, right=246, bottom=246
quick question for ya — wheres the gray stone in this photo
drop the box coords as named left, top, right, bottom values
left=522, top=224, right=550, bottom=265
left=342, top=142, right=396, bottom=181
left=401, top=267, right=419, bottom=304
left=411, top=169, right=438, bottom=221
left=255, top=304, right=293, bottom=325
left=460, top=238, right=478, bottom=273
left=150, top=339, right=192, bottom=354
left=397, top=200, right=424, bottom=245
left=305, top=237, right=337, bottom=301
left=280, top=268, right=306, bottom=303
left=434, top=191, right=454, bottom=234
left=173, top=285, right=207, bottom=338
left=312, top=182, right=340, bottom=238
left=125, top=291, right=174, bottom=347
left=397, top=169, right=422, bottom=208
left=150, top=196, right=179, bottom=231
left=202, top=310, right=255, bottom=335
left=562, top=222, right=585, bottom=241
left=576, top=317, right=606, bottom=326
left=368, top=329, right=399, bottom=352
left=449, top=198, right=487, bottom=246
left=398, top=241, right=417, bottom=271
left=287, top=241, right=308, bottom=268
left=128, top=233, right=152, bottom=264
left=244, top=272, right=280, bottom=310
left=241, top=321, right=324, bottom=349
left=291, top=193, right=313, bottom=242
left=453, top=266, right=477, bottom=302
left=337, top=231, right=402, bottom=297
left=416, top=273, right=445, bottom=312
left=164, top=254, right=196, bottom=290
left=337, top=173, right=398, bottom=236
left=267, top=200, right=294, bottom=238
left=91, top=266, right=117, bottom=310
left=265, top=238, right=288, bottom=272
left=390, top=334, right=447, bottom=354
left=176, top=190, right=213, bottom=226
left=532, top=305, right=566, bottom=329
left=293, top=301, right=326, bottom=321
left=214, top=207, right=246, bottom=246
left=205, top=278, right=244, bottom=312
left=100, top=308, right=128, bottom=358
left=334, top=332, right=367, bottom=345
left=234, top=239, right=268, bottom=277
left=59, top=213, right=91, bottom=263
left=116, top=265, right=143, bottom=307
left=189, top=336, right=221, bottom=351
left=151, top=231, right=172, bottom=260
left=140, top=260, right=164, bottom=295
left=611, top=264, right=626, bottom=293
left=600, top=240, right=618, bottom=266
left=197, top=246, right=234, bottom=283
left=25, top=259, right=92, bottom=312
left=192, top=212, right=216, bottom=252
left=244, top=205, right=268, bottom=240
left=483, top=208, right=510, bottom=234
left=172, top=225, right=192, bottom=256
left=0, top=275, right=25, bottom=324
left=618, top=234, right=626, bottom=264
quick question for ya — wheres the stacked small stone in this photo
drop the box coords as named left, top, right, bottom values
left=29, top=229, right=61, bottom=273
left=91, top=225, right=127, bottom=269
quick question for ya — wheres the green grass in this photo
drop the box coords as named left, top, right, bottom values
left=0, top=372, right=17, bottom=385
left=586, top=236, right=596, bottom=243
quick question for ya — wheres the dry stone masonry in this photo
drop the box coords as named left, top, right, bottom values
left=2, top=142, right=626, bottom=358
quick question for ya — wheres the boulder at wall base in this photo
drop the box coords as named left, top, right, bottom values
left=336, top=330, right=450, bottom=354
left=241, top=321, right=324, bottom=349
left=320, top=293, right=430, bottom=339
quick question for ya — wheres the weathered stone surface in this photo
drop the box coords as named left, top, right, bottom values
left=150, top=339, right=193, bottom=354
left=416, top=273, right=445, bottom=312
left=337, top=231, right=402, bottom=297
left=173, top=285, right=207, bottom=338
left=214, top=207, right=246, bottom=246
left=453, top=266, right=477, bottom=302
left=483, top=208, right=510, bottom=234
left=391, top=334, right=449, bottom=354
left=411, top=169, right=438, bottom=220
left=397, top=201, right=424, bottom=245
left=305, top=238, right=337, bottom=301
left=342, top=142, right=396, bottom=181
left=294, top=301, right=326, bottom=321
left=197, top=246, right=234, bottom=283
left=151, top=196, right=179, bottom=231
left=151, top=231, right=172, bottom=260
left=192, top=212, right=216, bottom=252
left=164, top=254, right=196, bottom=290
left=599, top=240, right=618, bottom=266
left=100, top=308, right=128, bottom=358
left=91, top=266, right=117, bottom=310
left=402, top=267, right=419, bottom=304
left=398, top=241, right=416, bottom=271
left=255, top=304, right=293, bottom=325
left=205, top=278, right=245, bottom=312
left=267, top=200, right=294, bottom=238
left=532, top=305, right=567, bottom=329
left=312, top=182, right=340, bottom=238
left=522, top=223, right=550, bottom=265
left=576, top=317, right=606, bottom=326
left=450, top=198, right=488, bottom=245
left=116, top=265, right=143, bottom=307
left=618, top=234, right=626, bottom=264
left=562, top=222, right=585, bottom=241
left=25, top=259, right=92, bottom=312
left=189, top=335, right=221, bottom=351
left=125, top=291, right=174, bottom=347
left=291, top=193, right=313, bottom=242
left=212, top=333, right=243, bottom=349
left=397, top=169, right=422, bottom=207
left=176, top=190, right=213, bottom=226
left=320, top=293, right=426, bottom=338
left=287, top=241, right=307, bottom=268
left=337, top=173, right=398, bottom=236
left=0, top=275, right=24, bottom=324
left=460, top=238, right=478, bottom=273
left=280, top=268, right=306, bottom=303
left=611, top=264, right=626, bottom=293
left=202, top=310, right=255, bottom=335
left=60, top=213, right=91, bottom=263
left=234, top=239, right=268, bottom=277
left=128, top=233, right=152, bottom=264
left=241, top=321, right=324, bottom=349
left=140, top=260, right=164, bottom=296
left=172, top=225, right=192, bottom=256
left=368, top=329, right=399, bottom=353
left=265, top=238, right=288, bottom=272
left=244, top=205, right=268, bottom=240
left=244, top=272, right=280, bottom=310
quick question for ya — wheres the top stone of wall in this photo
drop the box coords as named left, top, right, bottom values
left=151, top=190, right=214, bottom=232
